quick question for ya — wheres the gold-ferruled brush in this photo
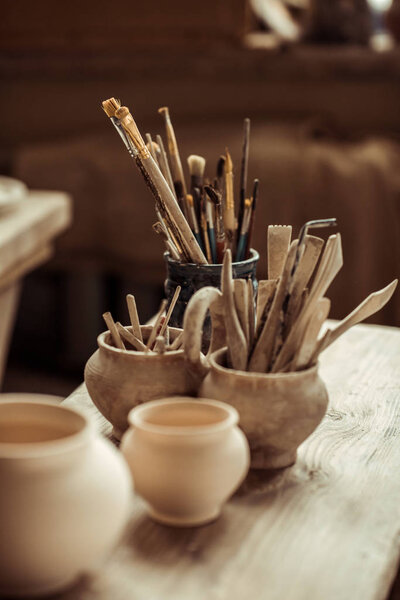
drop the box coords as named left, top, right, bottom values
left=224, top=150, right=235, bottom=249
left=158, top=106, right=188, bottom=217
left=114, top=104, right=207, bottom=265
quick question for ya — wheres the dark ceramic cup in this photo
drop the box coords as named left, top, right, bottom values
left=164, top=249, right=259, bottom=344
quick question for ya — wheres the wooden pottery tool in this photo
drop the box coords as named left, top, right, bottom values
left=233, top=279, right=250, bottom=345
left=273, top=233, right=343, bottom=372
left=291, top=297, right=331, bottom=370
left=267, top=225, right=292, bottom=280
left=247, top=278, right=256, bottom=350
left=255, top=279, right=277, bottom=338
left=318, top=279, right=398, bottom=354
left=249, top=241, right=297, bottom=373
left=126, top=294, right=143, bottom=342
left=102, top=312, right=125, bottom=350
left=116, top=323, right=148, bottom=352
left=221, top=250, right=248, bottom=371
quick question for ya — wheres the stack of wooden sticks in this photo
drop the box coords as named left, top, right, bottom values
left=103, top=287, right=183, bottom=354
left=185, top=220, right=397, bottom=373
left=101, top=98, right=257, bottom=264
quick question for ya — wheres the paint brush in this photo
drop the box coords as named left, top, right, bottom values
left=216, top=156, right=226, bottom=194
left=115, top=104, right=207, bottom=264
left=224, top=150, right=235, bottom=234
left=205, top=184, right=226, bottom=263
left=156, top=135, right=176, bottom=198
left=200, top=194, right=212, bottom=263
left=158, top=106, right=188, bottom=218
left=244, top=178, right=259, bottom=259
left=102, top=97, right=137, bottom=160
left=187, top=154, right=206, bottom=224
left=186, top=194, right=204, bottom=254
left=238, top=118, right=250, bottom=236
left=152, top=221, right=181, bottom=261
left=145, top=133, right=158, bottom=163
left=205, top=193, right=217, bottom=263
left=235, top=197, right=252, bottom=262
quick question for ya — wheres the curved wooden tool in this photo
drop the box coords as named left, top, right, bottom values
left=222, top=250, right=248, bottom=371
left=183, top=286, right=223, bottom=380
left=320, top=279, right=398, bottom=353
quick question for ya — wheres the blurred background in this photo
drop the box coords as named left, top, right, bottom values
left=1, top=0, right=399, bottom=398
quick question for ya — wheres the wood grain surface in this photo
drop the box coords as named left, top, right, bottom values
left=62, top=322, right=400, bottom=600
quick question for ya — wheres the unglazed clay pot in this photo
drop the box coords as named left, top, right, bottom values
left=121, top=397, right=249, bottom=526
left=182, top=290, right=329, bottom=469
left=84, top=325, right=198, bottom=439
left=199, top=348, right=328, bottom=469
left=0, top=395, right=132, bottom=598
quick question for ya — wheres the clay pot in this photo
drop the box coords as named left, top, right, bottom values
left=0, top=394, right=131, bottom=598
left=121, top=397, right=249, bottom=526
left=182, top=289, right=328, bottom=469
left=199, top=348, right=328, bottom=469
left=84, top=325, right=198, bottom=439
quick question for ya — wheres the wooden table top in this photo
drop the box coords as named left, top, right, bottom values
left=61, top=322, right=400, bottom=600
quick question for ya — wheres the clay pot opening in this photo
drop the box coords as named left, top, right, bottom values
left=101, top=325, right=183, bottom=353
left=0, top=396, right=88, bottom=454
left=210, top=347, right=320, bottom=379
left=128, top=397, right=238, bottom=436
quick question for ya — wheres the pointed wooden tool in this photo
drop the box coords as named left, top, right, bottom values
left=249, top=241, right=297, bottom=373
left=222, top=250, right=248, bottom=371
left=284, top=235, right=324, bottom=333
left=320, top=279, right=398, bottom=353
left=255, top=279, right=277, bottom=338
left=233, top=279, right=249, bottom=344
left=247, top=278, right=256, bottom=351
left=290, top=297, right=331, bottom=371
left=267, top=225, right=292, bottom=280
left=273, top=233, right=343, bottom=372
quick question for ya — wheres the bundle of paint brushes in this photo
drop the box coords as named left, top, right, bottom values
left=103, top=287, right=183, bottom=354
left=101, top=98, right=257, bottom=264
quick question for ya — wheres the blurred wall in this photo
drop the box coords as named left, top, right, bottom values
left=1, top=0, right=399, bottom=381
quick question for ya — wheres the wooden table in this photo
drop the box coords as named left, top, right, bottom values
left=0, top=190, right=71, bottom=385
left=61, top=322, right=400, bottom=600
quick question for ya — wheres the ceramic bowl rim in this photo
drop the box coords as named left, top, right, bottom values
left=0, top=395, right=91, bottom=458
left=128, top=397, right=239, bottom=436
left=164, top=247, right=260, bottom=268
left=209, top=347, right=320, bottom=379
left=98, top=324, right=184, bottom=356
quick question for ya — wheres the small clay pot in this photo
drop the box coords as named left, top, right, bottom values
left=199, top=348, right=328, bottom=469
left=121, top=397, right=250, bottom=526
left=0, top=395, right=131, bottom=597
left=84, top=325, right=198, bottom=439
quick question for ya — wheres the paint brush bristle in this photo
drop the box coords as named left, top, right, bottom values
left=102, top=97, right=121, bottom=117
left=187, top=155, right=206, bottom=179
